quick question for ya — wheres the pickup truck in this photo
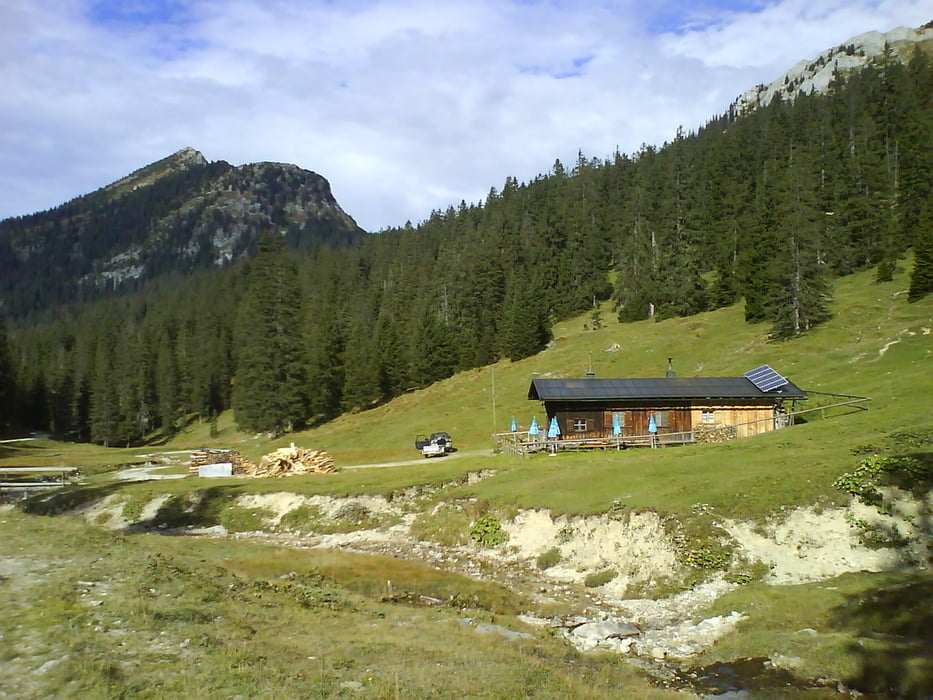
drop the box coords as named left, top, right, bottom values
left=414, top=431, right=453, bottom=458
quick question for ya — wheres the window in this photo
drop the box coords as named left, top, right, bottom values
left=573, top=419, right=588, bottom=432
left=701, top=409, right=716, bottom=424
left=653, top=411, right=669, bottom=428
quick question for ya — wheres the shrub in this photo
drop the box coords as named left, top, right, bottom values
left=470, top=515, right=507, bottom=548
left=833, top=454, right=930, bottom=507
left=535, top=548, right=561, bottom=570
left=219, top=507, right=273, bottom=532
left=679, top=541, right=731, bottom=570
left=584, top=569, right=617, bottom=588
left=121, top=497, right=148, bottom=523
left=278, top=505, right=323, bottom=531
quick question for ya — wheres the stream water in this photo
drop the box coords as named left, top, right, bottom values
left=665, top=657, right=851, bottom=698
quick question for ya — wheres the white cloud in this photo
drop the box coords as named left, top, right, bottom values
left=0, top=0, right=927, bottom=231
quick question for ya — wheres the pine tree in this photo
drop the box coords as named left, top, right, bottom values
left=500, top=274, right=551, bottom=361
left=232, top=233, right=307, bottom=434
left=155, top=334, right=180, bottom=433
left=769, top=145, right=833, bottom=338
left=615, top=145, right=661, bottom=321
left=412, top=313, right=457, bottom=386
left=0, top=317, right=15, bottom=431
left=90, top=330, right=119, bottom=446
left=652, top=141, right=708, bottom=320
left=907, top=207, right=933, bottom=301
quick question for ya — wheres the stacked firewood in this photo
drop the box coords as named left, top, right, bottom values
left=243, top=443, right=338, bottom=477
left=693, top=425, right=738, bottom=444
left=189, top=449, right=254, bottom=474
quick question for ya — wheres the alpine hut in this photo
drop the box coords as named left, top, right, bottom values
left=527, top=365, right=807, bottom=446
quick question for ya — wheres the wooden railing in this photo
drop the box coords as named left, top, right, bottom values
left=493, top=390, right=870, bottom=456
left=493, top=430, right=694, bottom=455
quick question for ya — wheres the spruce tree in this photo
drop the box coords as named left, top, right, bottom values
left=412, top=314, right=457, bottom=386
left=0, top=317, right=14, bottom=431
left=90, top=331, right=119, bottom=446
left=500, top=274, right=551, bottom=361
left=908, top=208, right=933, bottom=301
left=232, top=233, right=307, bottom=434
left=769, top=145, right=833, bottom=338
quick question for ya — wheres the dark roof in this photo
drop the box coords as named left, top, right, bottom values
left=528, top=376, right=807, bottom=401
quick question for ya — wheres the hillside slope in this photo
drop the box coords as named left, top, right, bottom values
left=280, top=260, right=930, bottom=478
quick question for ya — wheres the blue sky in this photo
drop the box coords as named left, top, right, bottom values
left=0, top=0, right=929, bottom=231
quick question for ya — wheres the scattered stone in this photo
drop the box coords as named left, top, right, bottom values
left=474, top=623, right=533, bottom=641
left=571, top=620, right=640, bottom=643
left=190, top=525, right=228, bottom=536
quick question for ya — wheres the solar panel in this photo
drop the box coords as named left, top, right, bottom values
left=744, top=365, right=789, bottom=393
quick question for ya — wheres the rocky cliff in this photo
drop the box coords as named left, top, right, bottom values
left=734, top=22, right=933, bottom=113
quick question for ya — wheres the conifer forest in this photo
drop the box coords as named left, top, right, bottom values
left=2, top=50, right=931, bottom=443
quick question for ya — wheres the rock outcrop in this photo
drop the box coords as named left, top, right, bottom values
left=734, top=23, right=933, bottom=113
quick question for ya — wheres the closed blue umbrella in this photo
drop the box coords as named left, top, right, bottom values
left=647, top=413, right=658, bottom=434
left=547, top=416, right=561, bottom=438
left=510, top=416, right=518, bottom=432
left=529, top=417, right=540, bottom=436
left=612, top=413, right=622, bottom=436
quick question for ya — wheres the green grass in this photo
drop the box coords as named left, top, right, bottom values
left=2, top=261, right=931, bottom=697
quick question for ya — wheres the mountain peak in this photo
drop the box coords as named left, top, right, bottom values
left=0, top=150, right=365, bottom=318
left=170, top=147, right=208, bottom=167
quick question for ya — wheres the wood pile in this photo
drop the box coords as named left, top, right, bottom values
left=189, top=449, right=255, bottom=474
left=244, top=443, right=337, bottom=477
left=694, top=424, right=738, bottom=444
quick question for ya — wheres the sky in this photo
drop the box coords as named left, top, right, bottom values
left=0, top=0, right=929, bottom=232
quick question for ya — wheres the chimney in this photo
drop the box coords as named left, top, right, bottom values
left=665, top=358, right=676, bottom=378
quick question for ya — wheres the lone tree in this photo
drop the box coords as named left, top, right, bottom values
left=232, top=232, right=307, bottom=434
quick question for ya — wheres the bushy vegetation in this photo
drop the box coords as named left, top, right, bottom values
left=469, top=515, right=508, bottom=548
left=584, top=569, right=617, bottom=588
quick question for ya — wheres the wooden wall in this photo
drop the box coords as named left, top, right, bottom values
left=547, top=401, right=779, bottom=440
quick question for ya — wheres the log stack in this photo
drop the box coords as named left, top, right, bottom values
left=244, top=443, right=338, bottom=477
left=189, top=449, right=255, bottom=474
left=693, top=424, right=738, bottom=444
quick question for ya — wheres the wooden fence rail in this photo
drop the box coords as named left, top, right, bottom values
left=494, top=390, right=870, bottom=456
left=0, top=467, right=78, bottom=496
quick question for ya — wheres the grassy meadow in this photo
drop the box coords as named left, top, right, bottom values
left=1, top=261, right=931, bottom=697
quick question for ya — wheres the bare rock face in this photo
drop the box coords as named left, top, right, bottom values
left=734, top=23, right=933, bottom=114
left=173, top=147, right=208, bottom=167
